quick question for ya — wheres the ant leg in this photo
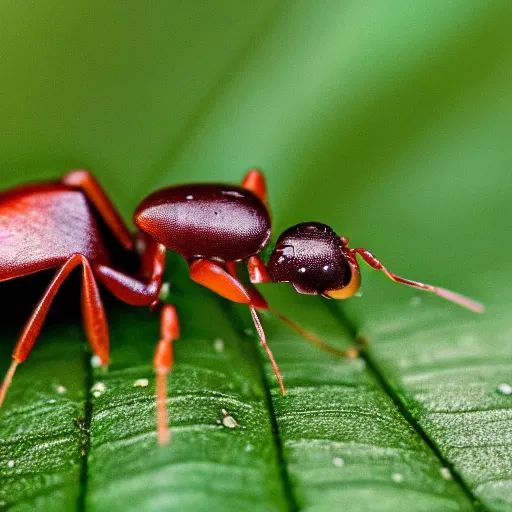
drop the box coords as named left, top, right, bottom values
left=189, top=260, right=255, bottom=305
left=81, top=259, right=110, bottom=366
left=189, top=259, right=285, bottom=394
left=153, top=304, right=180, bottom=446
left=225, top=261, right=269, bottom=309
left=94, top=240, right=166, bottom=307
left=135, top=232, right=165, bottom=282
left=247, top=255, right=271, bottom=284
left=351, top=248, right=484, bottom=313
left=61, top=170, right=133, bottom=251
left=241, top=169, right=267, bottom=205
left=94, top=238, right=175, bottom=445
left=268, top=309, right=359, bottom=359
left=0, top=254, right=109, bottom=407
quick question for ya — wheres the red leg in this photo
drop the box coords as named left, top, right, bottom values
left=189, top=259, right=285, bottom=394
left=0, top=254, right=109, bottom=407
left=93, top=237, right=174, bottom=445
left=268, top=309, right=358, bottom=358
left=248, top=255, right=271, bottom=284
left=225, top=261, right=269, bottom=310
left=94, top=239, right=166, bottom=307
left=241, top=169, right=267, bottom=205
left=153, top=304, right=180, bottom=446
left=135, top=231, right=164, bottom=281
left=189, top=259, right=253, bottom=305
left=61, top=170, right=133, bottom=251
left=81, top=260, right=110, bottom=365
left=351, top=248, right=484, bottom=313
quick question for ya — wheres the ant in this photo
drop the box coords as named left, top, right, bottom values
left=0, top=169, right=483, bottom=445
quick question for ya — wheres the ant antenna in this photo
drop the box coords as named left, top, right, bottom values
left=351, top=248, right=484, bottom=313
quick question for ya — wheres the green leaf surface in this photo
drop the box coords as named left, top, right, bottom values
left=85, top=261, right=286, bottom=512
left=1, top=1, right=511, bottom=511
left=0, top=314, right=86, bottom=510
left=242, top=287, right=475, bottom=512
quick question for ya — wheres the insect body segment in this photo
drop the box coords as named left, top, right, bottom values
left=267, top=223, right=354, bottom=296
left=134, top=184, right=270, bottom=262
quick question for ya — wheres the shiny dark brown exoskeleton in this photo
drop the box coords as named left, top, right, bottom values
left=135, top=184, right=271, bottom=262
left=0, top=169, right=483, bottom=445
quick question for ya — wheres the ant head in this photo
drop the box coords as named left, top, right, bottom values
left=267, top=222, right=361, bottom=299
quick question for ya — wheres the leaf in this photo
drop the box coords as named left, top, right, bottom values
left=1, top=1, right=512, bottom=511
left=239, top=286, right=476, bottom=511
left=0, top=284, right=87, bottom=510
left=339, top=268, right=512, bottom=512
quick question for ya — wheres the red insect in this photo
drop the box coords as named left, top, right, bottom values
left=0, top=169, right=483, bottom=445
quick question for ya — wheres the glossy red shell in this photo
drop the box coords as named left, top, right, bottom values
left=0, top=183, right=109, bottom=281
left=134, top=184, right=271, bottom=262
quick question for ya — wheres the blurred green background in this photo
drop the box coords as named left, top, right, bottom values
left=1, top=1, right=511, bottom=511
left=1, top=1, right=510, bottom=290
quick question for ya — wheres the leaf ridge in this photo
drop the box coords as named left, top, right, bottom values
left=325, top=302, right=488, bottom=512
left=223, top=301, right=299, bottom=512
left=77, top=349, right=94, bottom=512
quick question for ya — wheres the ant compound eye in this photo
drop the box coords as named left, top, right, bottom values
left=267, top=222, right=352, bottom=295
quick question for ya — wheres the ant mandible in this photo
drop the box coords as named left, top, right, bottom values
left=0, top=169, right=483, bottom=445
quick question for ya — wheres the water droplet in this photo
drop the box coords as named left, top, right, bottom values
left=90, top=355, right=102, bottom=368
left=497, top=383, right=512, bottom=395
left=298, top=267, right=306, bottom=273
left=323, top=265, right=329, bottom=271
left=7, top=460, right=15, bottom=468
left=392, top=473, right=403, bottom=483
left=186, top=194, right=194, bottom=200
left=133, top=378, right=149, bottom=388
left=223, top=417, right=237, bottom=428
left=219, top=409, right=239, bottom=428
left=56, top=385, right=67, bottom=394
left=440, top=467, right=452, bottom=480
left=332, top=457, right=344, bottom=467
left=213, top=338, right=225, bottom=353
left=245, top=443, right=254, bottom=452
left=278, top=256, right=285, bottom=263
left=91, top=382, right=106, bottom=397
left=47, top=399, right=57, bottom=404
